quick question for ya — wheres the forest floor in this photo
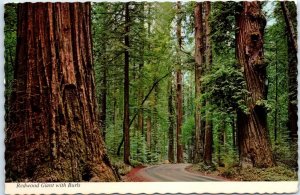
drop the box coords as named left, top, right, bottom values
left=185, top=165, right=232, bottom=181
left=187, top=163, right=298, bottom=181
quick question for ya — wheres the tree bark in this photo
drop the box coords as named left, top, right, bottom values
left=193, top=2, right=204, bottom=164
left=146, top=115, right=151, bottom=149
left=203, top=1, right=213, bottom=166
left=168, top=79, right=175, bottom=163
left=281, top=2, right=298, bottom=143
left=123, top=2, right=130, bottom=165
left=5, top=3, right=119, bottom=182
left=280, top=2, right=297, bottom=51
left=236, top=2, right=274, bottom=168
left=176, top=1, right=184, bottom=163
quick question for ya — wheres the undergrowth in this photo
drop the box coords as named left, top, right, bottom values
left=220, top=164, right=297, bottom=181
left=109, top=155, right=132, bottom=176
left=191, top=162, right=297, bottom=181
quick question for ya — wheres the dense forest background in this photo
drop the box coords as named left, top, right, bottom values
left=4, top=1, right=298, bottom=182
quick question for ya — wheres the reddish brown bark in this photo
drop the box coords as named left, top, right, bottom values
left=176, top=1, right=184, bottom=163
left=281, top=2, right=297, bottom=51
left=5, top=3, right=119, bottom=182
left=236, top=2, right=274, bottom=168
left=193, top=2, right=204, bottom=164
left=203, top=1, right=213, bottom=166
left=168, top=80, right=175, bottom=163
left=281, top=2, right=298, bottom=143
left=123, top=2, right=130, bottom=165
left=146, top=115, right=151, bottom=148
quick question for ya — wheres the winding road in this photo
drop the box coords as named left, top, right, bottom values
left=134, top=164, right=222, bottom=182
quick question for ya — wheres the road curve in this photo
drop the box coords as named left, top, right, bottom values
left=135, top=164, right=222, bottom=182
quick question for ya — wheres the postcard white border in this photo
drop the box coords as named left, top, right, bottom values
left=4, top=182, right=299, bottom=194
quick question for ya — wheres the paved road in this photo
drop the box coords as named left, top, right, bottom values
left=135, top=164, right=221, bottom=182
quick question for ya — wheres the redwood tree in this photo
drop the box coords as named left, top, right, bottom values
left=203, top=1, right=213, bottom=166
left=5, top=3, right=119, bottom=181
left=281, top=1, right=298, bottom=143
left=193, top=2, right=204, bottom=164
left=123, top=2, right=131, bottom=165
left=236, top=2, right=274, bottom=168
left=176, top=1, right=184, bottom=163
left=168, top=80, right=175, bottom=163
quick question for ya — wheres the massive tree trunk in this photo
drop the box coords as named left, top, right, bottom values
left=236, top=2, right=274, bottom=168
left=5, top=3, right=119, bottom=182
left=123, top=2, right=130, bottom=165
left=203, top=1, right=213, bottom=166
left=168, top=79, right=175, bottom=163
left=176, top=1, right=184, bottom=163
left=281, top=2, right=298, bottom=143
left=193, top=2, right=204, bottom=164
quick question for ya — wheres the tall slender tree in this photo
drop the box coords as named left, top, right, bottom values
left=203, top=1, right=213, bottom=165
left=193, top=2, right=204, bottom=164
left=176, top=1, right=184, bottom=163
left=137, top=4, right=145, bottom=135
left=236, top=2, right=274, bottom=168
left=123, top=2, right=131, bottom=165
left=5, top=2, right=119, bottom=181
left=168, top=79, right=175, bottom=163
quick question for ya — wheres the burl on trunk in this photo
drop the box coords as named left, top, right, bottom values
left=236, top=2, right=274, bottom=168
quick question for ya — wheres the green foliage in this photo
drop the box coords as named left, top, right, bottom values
left=4, top=4, right=17, bottom=106
left=201, top=64, right=249, bottom=114
left=131, top=132, right=148, bottom=164
left=182, top=115, right=194, bottom=146
left=273, top=140, right=298, bottom=169
left=192, top=162, right=217, bottom=174
left=211, top=2, right=241, bottom=54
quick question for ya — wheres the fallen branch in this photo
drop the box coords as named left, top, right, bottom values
left=117, top=70, right=173, bottom=156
